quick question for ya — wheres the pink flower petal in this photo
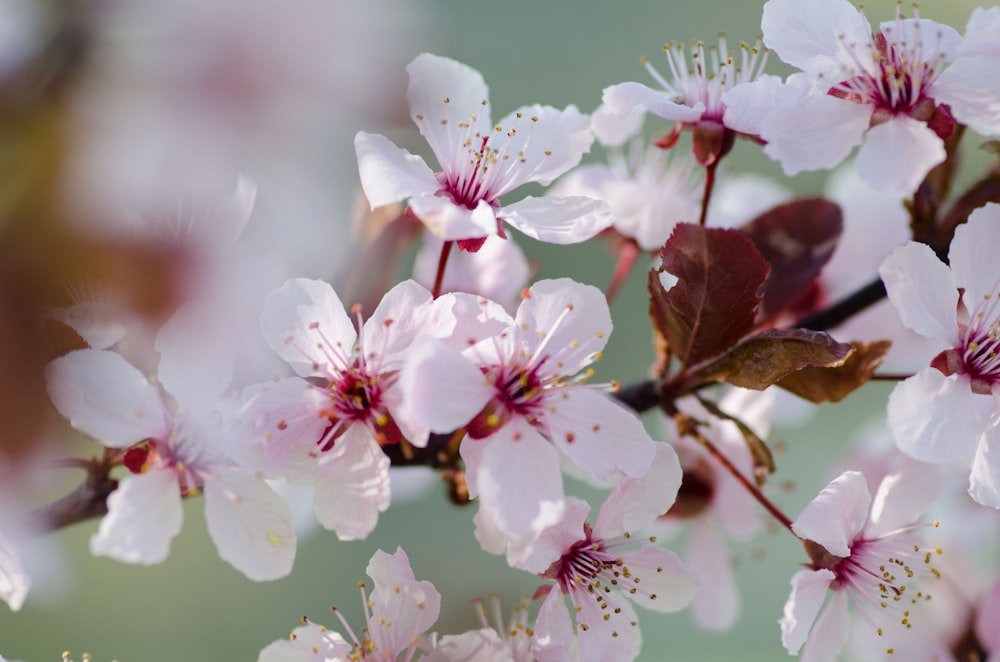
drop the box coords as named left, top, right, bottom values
left=354, top=131, right=439, bottom=209
left=0, top=534, right=28, bottom=612
left=533, top=588, right=575, bottom=662
left=491, top=104, right=594, bottom=190
left=90, top=469, right=182, bottom=565
left=619, top=545, right=697, bottom=614
left=501, top=195, right=612, bottom=245
left=203, top=467, right=297, bottom=582
left=762, top=0, right=875, bottom=76
left=367, top=547, right=441, bottom=656
left=969, top=420, right=1000, bottom=508
left=866, top=457, right=943, bottom=538
left=792, top=471, right=870, bottom=557
left=800, top=589, right=849, bottom=662
left=154, top=302, right=233, bottom=414
left=257, top=624, right=351, bottom=662
left=950, top=204, right=1000, bottom=305
left=46, top=349, right=169, bottom=449
left=602, top=81, right=705, bottom=123
left=574, top=589, right=642, bottom=662
left=855, top=116, right=946, bottom=195
left=887, top=370, right=983, bottom=465
left=313, top=426, right=390, bottom=540
left=396, top=339, right=493, bottom=434
left=407, top=194, right=498, bottom=241
left=779, top=568, right=835, bottom=654
left=879, top=242, right=959, bottom=346
left=687, top=521, right=739, bottom=632
left=593, top=443, right=682, bottom=539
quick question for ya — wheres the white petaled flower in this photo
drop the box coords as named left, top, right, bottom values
left=750, top=0, right=961, bottom=194
left=45, top=305, right=297, bottom=581
left=413, top=232, right=530, bottom=309
left=551, top=140, right=702, bottom=252
left=522, top=445, right=697, bottom=662
left=398, top=278, right=657, bottom=543
left=780, top=467, right=942, bottom=661
left=355, top=53, right=611, bottom=250
left=879, top=204, right=1000, bottom=508
left=237, top=278, right=451, bottom=540
left=423, top=596, right=548, bottom=662
left=934, top=7, right=1000, bottom=137
left=258, top=547, right=441, bottom=662
left=603, top=36, right=774, bottom=163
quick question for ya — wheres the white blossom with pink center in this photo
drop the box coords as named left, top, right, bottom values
left=237, top=278, right=452, bottom=540
left=45, top=305, right=297, bottom=581
left=747, top=0, right=961, bottom=194
left=355, top=53, right=611, bottom=250
left=602, top=36, right=774, bottom=146
left=880, top=204, right=1000, bottom=508
left=258, top=547, right=441, bottom=662
left=423, top=596, right=552, bottom=662
left=780, top=466, right=943, bottom=661
left=519, top=444, right=696, bottom=662
left=934, top=7, right=1000, bottom=138
left=398, top=278, right=657, bottom=544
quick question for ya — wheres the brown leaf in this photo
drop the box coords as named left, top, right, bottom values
left=777, top=339, right=891, bottom=403
left=738, top=198, right=843, bottom=322
left=696, top=395, right=774, bottom=485
left=650, top=223, right=770, bottom=367
left=692, top=328, right=854, bottom=390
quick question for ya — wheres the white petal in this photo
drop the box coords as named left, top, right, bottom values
left=590, top=102, right=644, bottom=147
left=49, top=302, right=127, bottom=350
left=762, top=0, right=875, bottom=75
left=969, top=421, right=1000, bottom=508
left=154, top=302, right=233, bottom=413
left=234, top=378, right=330, bottom=469
left=422, top=629, right=511, bottom=662
left=362, top=279, right=437, bottom=362
left=354, top=131, right=439, bottom=209
left=501, top=196, right=611, bottom=245
left=879, top=242, right=959, bottom=346
left=620, top=545, right=697, bottom=613
left=0, top=534, right=28, bottom=611
left=397, top=339, right=493, bottom=433
left=46, top=349, right=168, bottom=448
left=506, top=497, right=590, bottom=574
left=516, top=278, right=612, bottom=376
left=407, top=194, right=498, bottom=241
left=544, top=387, right=656, bottom=483
left=594, top=443, right=682, bottom=538
left=974, top=573, right=1000, bottom=655
left=312, top=426, right=390, bottom=540
left=761, top=87, right=871, bottom=175
left=720, top=75, right=785, bottom=135
left=792, top=471, right=870, bottom=557
left=533, top=588, right=575, bottom=662
left=687, top=522, right=739, bottom=632
left=260, top=278, right=356, bottom=379
left=950, top=205, right=1000, bottom=304
left=406, top=53, right=492, bottom=167
left=491, top=104, right=593, bottom=190
left=855, top=116, right=946, bottom=195
left=779, top=568, right=834, bottom=654
left=257, top=624, right=351, bottom=662
left=866, top=457, right=942, bottom=537
left=471, top=423, right=565, bottom=537
left=887, top=370, right=983, bottom=464
left=799, top=589, right=849, bottom=662
left=203, top=468, right=297, bottom=581
left=367, top=547, right=441, bottom=656
left=575, top=590, right=642, bottom=662
left=90, top=470, right=182, bottom=565
left=413, top=232, right=530, bottom=307
left=602, top=81, right=704, bottom=123
left=935, top=54, right=1000, bottom=136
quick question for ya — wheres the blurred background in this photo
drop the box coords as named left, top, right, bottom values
left=0, top=0, right=991, bottom=659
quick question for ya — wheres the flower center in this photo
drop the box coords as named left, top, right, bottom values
left=466, top=362, right=548, bottom=438
left=960, top=292, right=1000, bottom=388
left=314, top=360, right=401, bottom=451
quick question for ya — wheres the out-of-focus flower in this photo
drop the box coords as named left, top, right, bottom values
left=780, top=466, right=942, bottom=661
left=258, top=547, right=440, bottom=662
left=748, top=0, right=960, bottom=194
left=523, top=444, right=696, bottom=662
left=413, top=232, right=530, bottom=309
left=880, top=204, right=1000, bottom=508
left=934, top=7, right=1000, bottom=137
left=46, top=304, right=297, bottom=581
left=423, top=596, right=547, bottom=662
left=355, top=53, right=611, bottom=249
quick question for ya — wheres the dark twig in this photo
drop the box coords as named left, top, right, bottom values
left=26, top=460, right=117, bottom=534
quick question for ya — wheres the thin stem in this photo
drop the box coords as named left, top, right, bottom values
left=869, top=373, right=913, bottom=381
left=432, top=240, right=454, bottom=299
left=24, top=458, right=117, bottom=534
left=795, top=277, right=886, bottom=332
left=43, top=457, right=94, bottom=471
left=605, top=241, right=639, bottom=306
left=698, top=159, right=718, bottom=227
left=695, top=430, right=794, bottom=533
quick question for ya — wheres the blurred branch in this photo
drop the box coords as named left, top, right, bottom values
left=25, top=459, right=117, bottom=534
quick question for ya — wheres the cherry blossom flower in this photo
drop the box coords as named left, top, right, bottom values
left=423, top=596, right=551, bottom=662
left=551, top=139, right=701, bottom=252
left=521, top=444, right=697, bottom=662
left=236, top=278, right=452, bottom=540
left=934, top=7, right=1000, bottom=137
left=398, top=278, right=657, bottom=542
left=780, top=466, right=943, bottom=661
left=749, top=0, right=961, bottom=194
left=258, top=547, right=440, bottom=662
left=603, top=36, right=773, bottom=165
left=413, top=232, right=530, bottom=309
left=355, top=53, right=611, bottom=250
left=879, top=204, right=1000, bottom=508
left=45, top=306, right=297, bottom=581
left=656, top=388, right=770, bottom=632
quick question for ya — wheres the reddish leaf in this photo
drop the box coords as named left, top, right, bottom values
left=691, top=328, right=854, bottom=390
left=696, top=395, right=774, bottom=484
left=738, top=198, right=843, bottom=322
left=651, top=223, right=770, bottom=367
left=777, top=339, right=891, bottom=403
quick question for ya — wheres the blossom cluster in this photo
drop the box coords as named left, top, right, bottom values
left=3, top=0, right=1000, bottom=660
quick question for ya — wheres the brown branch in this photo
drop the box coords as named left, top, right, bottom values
left=25, top=460, right=117, bottom=534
